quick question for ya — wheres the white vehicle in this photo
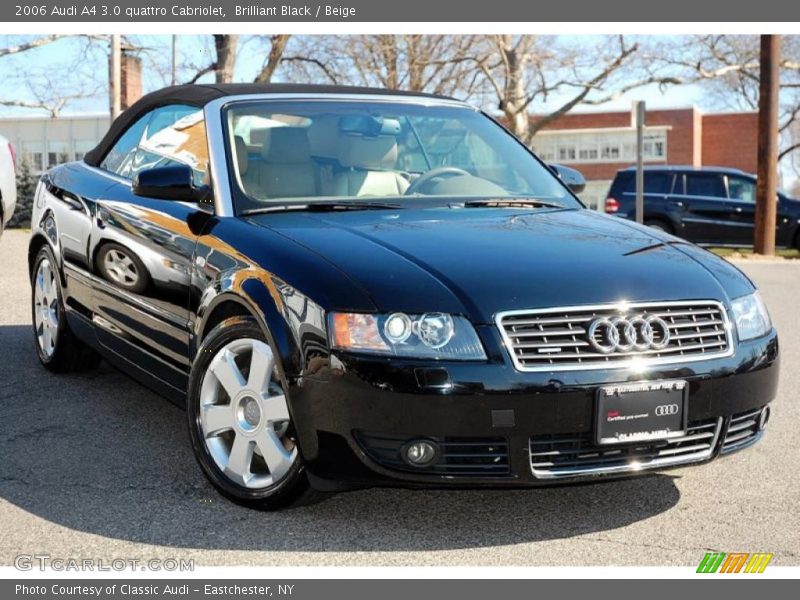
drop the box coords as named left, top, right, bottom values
left=0, top=134, right=17, bottom=235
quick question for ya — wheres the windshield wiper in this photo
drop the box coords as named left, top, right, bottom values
left=242, top=201, right=403, bottom=215
left=464, top=198, right=565, bottom=209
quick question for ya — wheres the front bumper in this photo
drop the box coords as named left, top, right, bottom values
left=288, top=329, right=779, bottom=491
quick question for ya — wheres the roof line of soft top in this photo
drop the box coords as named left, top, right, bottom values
left=83, top=83, right=455, bottom=168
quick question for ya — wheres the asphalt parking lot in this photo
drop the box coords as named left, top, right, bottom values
left=0, top=229, right=798, bottom=567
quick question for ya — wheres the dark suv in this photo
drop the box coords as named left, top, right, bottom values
left=605, top=166, right=800, bottom=248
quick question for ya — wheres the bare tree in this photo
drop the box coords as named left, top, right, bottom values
left=285, top=35, right=681, bottom=144
left=662, top=35, right=800, bottom=168
left=283, top=35, right=484, bottom=98
left=0, top=35, right=105, bottom=116
left=253, top=35, right=291, bottom=84
left=470, top=35, right=679, bottom=143
left=167, top=34, right=291, bottom=85
left=213, top=34, right=238, bottom=83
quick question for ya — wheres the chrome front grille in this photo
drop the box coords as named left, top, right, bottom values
left=497, top=300, right=733, bottom=371
left=721, top=407, right=765, bottom=454
left=529, top=418, right=721, bottom=479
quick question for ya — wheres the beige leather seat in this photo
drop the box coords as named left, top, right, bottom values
left=243, top=127, right=317, bottom=199
left=332, top=133, right=409, bottom=197
left=234, top=135, right=249, bottom=177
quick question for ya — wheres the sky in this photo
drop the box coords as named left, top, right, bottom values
left=0, top=34, right=715, bottom=118
left=0, top=33, right=793, bottom=188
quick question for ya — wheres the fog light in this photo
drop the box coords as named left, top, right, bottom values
left=402, top=440, right=439, bottom=467
left=759, top=406, right=771, bottom=431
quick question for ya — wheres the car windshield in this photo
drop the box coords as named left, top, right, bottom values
left=223, top=100, right=580, bottom=213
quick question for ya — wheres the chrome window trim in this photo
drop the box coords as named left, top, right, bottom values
left=529, top=418, right=722, bottom=479
left=495, top=299, right=735, bottom=373
left=202, top=93, right=475, bottom=218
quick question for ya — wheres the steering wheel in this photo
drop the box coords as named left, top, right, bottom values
left=405, top=167, right=471, bottom=195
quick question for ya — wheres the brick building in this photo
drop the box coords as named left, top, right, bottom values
left=530, top=106, right=759, bottom=209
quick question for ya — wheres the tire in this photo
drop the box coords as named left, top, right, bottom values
left=96, top=242, right=150, bottom=294
left=31, top=246, right=101, bottom=373
left=644, top=219, right=672, bottom=234
left=187, top=315, right=319, bottom=510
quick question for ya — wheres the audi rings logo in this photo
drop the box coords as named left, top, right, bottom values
left=655, top=403, right=680, bottom=416
left=587, top=314, right=671, bottom=354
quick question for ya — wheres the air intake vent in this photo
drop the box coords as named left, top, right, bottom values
left=356, top=432, right=510, bottom=477
left=497, top=300, right=732, bottom=371
left=529, top=418, right=721, bottom=479
left=721, top=407, right=765, bottom=454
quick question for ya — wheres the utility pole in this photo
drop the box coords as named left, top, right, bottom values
left=110, top=34, right=122, bottom=119
left=635, top=101, right=646, bottom=224
left=171, top=35, right=178, bottom=86
left=754, top=34, right=780, bottom=256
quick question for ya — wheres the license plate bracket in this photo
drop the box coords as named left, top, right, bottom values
left=595, top=380, right=687, bottom=446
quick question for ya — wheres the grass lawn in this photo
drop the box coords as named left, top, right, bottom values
left=708, top=247, right=800, bottom=259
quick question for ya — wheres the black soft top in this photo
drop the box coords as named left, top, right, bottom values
left=83, top=83, right=452, bottom=167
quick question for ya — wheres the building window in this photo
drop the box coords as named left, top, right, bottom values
left=74, top=140, right=96, bottom=162
left=532, top=129, right=668, bottom=165
left=48, top=141, right=70, bottom=167
left=22, top=142, right=44, bottom=172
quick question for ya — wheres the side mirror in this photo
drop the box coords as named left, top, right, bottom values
left=132, top=164, right=210, bottom=203
left=548, top=163, right=586, bottom=195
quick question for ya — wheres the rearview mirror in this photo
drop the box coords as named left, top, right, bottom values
left=548, top=163, right=586, bottom=195
left=133, top=164, right=209, bottom=203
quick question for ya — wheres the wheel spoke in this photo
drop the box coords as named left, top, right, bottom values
left=225, top=434, right=254, bottom=485
left=248, top=342, right=274, bottom=393
left=42, top=265, right=53, bottom=295
left=42, top=323, right=52, bottom=352
left=202, top=404, right=234, bottom=437
left=262, top=393, right=290, bottom=423
left=211, top=349, right=247, bottom=399
left=254, top=429, right=294, bottom=481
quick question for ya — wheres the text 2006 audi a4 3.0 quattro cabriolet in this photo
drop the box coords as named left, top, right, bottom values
left=29, top=84, right=778, bottom=509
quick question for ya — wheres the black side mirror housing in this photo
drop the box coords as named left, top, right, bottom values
left=132, top=164, right=211, bottom=204
left=548, top=163, right=587, bottom=195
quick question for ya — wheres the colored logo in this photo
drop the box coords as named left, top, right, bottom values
left=697, top=552, right=773, bottom=573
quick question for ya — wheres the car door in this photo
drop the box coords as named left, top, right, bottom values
left=637, top=171, right=675, bottom=224
left=675, top=172, right=731, bottom=244
left=724, top=174, right=758, bottom=245
left=89, top=104, right=210, bottom=395
left=776, top=195, right=800, bottom=248
left=724, top=176, right=796, bottom=247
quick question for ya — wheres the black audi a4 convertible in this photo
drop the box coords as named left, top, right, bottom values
left=29, top=84, right=778, bottom=509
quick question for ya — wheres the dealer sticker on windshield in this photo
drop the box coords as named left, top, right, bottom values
left=595, top=380, right=688, bottom=445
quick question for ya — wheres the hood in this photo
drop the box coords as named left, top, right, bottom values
left=247, top=207, right=753, bottom=324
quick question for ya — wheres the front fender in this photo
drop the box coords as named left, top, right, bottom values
left=193, top=272, right=327, bottom=381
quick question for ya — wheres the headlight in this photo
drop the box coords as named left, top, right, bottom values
left=731, top=291, right=772, bottom=341
left=329, top=312, right=487, bottom=360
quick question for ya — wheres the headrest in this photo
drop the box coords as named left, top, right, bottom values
left=234, top=135, right=248, bottom=175
left=261, top=127, right=312, bottom=164
left=337, top=133, right=398, bottom=170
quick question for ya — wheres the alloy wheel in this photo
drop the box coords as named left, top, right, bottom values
left=198, top=338, right=297, bottom=489
left=33, top=257, right=59, bottom=358
left=103, top=248, right=139, bottom=287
